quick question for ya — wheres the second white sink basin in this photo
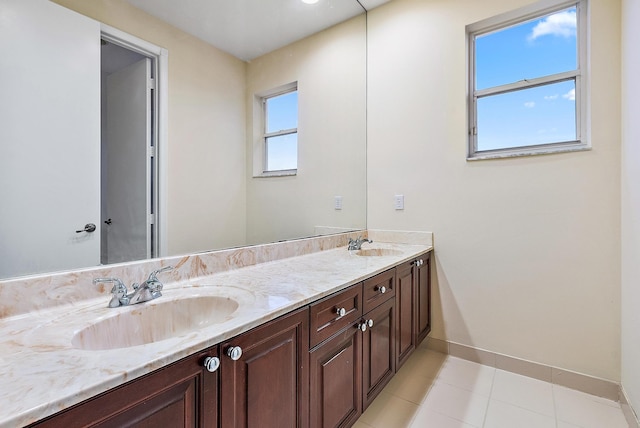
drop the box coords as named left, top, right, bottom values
left=72, top=295, right=239, bottom=350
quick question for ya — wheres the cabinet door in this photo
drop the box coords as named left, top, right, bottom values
left=415, top=252, right=432, bottom=345
left=220, top=307, right=309, bottom=428
left=30, top=347, right=219, bottom=428
left=362, top=298, right=395, bottom=410
left=309, top=325, right=362, bottom=428
left=395, top=260, right=416, bottom=369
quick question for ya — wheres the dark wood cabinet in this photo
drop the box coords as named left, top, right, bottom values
left=363, top=269, right=395, bottom=313
left=362, top=297, right=395, bottom=410
left=30, top=346, right=219, bottom=428
left=310, top=284, right=363, bottom=348
left=310, top=268, right=398, bottom=427
left=415, top=252, right=432, bottom=345
left=30, top=250, right=431, bottom=428
left=395, top=260, right=416, bottom=369
left=309, top=322, right=363, bottom=428
left=395, top=250, right=432, bottom=369
left=220, top=307, right=309, bottom=428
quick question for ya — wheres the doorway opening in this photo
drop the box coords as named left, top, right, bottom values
left=99, top=27, right=167, bottom=264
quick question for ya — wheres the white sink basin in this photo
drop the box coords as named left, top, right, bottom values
left=354, top=248, right=403, bottom=257
left=72, top=295, right=239, bottom=350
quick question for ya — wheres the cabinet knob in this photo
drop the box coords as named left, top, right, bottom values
left=203, top=356, right=220, bottom=372
left=358, top=322, right=367, bottom=332
left=335, top=307, right=346, bottom=317
left=226, top=346, right=243, bottom=361
left=378, top=286, right=386, bottom=294
left=367, top=319, right=374, bottom=328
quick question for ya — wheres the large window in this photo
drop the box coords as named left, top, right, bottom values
left=467, top=0, right=588, bottom=159
left=263, top=85, right=298, bottom=172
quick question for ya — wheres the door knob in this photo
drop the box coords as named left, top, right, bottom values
left=226, top=346, right=243, bottom=361
left=203, top=356, right=220, bottom=372
left=76, top=223, right=96, bottom=233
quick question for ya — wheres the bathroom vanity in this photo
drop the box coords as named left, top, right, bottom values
left=0, top=233, right=432, bottom=428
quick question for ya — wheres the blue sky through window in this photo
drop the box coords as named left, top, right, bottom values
left=475, top=7, right=578, bottom=151
left=267, top=90, right=298, bottom=132
left=265, top=90, right=298, bottom=171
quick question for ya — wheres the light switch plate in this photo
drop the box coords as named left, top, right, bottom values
left=335, top=196, right=343, bottom=210
left=394, top=194, right=404, bottom=210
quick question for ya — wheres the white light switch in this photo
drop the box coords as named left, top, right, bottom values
left=335, top=196, right=343, bottom=210
left=394, top=195, right=404, bottom=210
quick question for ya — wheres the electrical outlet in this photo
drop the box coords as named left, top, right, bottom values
left=334, top=196, right=343, bottom=210
left=394, top=194, right=404, bottom=210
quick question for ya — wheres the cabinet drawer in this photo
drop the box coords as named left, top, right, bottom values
left=310, top=283, right=363, bottom=348
left=363, top=269, right=395, bottom=313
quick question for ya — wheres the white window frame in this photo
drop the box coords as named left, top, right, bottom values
left=466, top=0, right=589, bottom=160
left=254, top=82, right=298, bottom=177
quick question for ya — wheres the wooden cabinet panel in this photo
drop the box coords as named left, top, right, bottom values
left=310, top=284, right=363, bottom=348
left=310, top=324, right=362, bottom=428
left=363, top=269, right=395, bottom=313
left=220, top=307, right=309, bottom=428
left=416, top=253, right=432, bottom=345
left=30, top=347, right=219, bottom=428
left=395, top=260, right=416, bottom=370
left=362, top=298, right=396, bottom=410
left=30, top=251, right=430, bottom=428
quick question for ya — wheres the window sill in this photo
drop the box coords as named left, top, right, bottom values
left=467, top=142, right=590, bottom=161
left=253, top=169, right=297, bottom=178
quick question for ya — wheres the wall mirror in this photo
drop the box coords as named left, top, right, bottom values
left=0, top=0, right=387, bottom=280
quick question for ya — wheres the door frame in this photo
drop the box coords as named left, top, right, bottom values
left=100, top=24, right=169, bottom=258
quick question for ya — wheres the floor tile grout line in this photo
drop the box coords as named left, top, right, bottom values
left=488, top=395, right=558, bottom=420
left=552, top=382, right=560, bottom=428
left=480, top=366, right=497, bottom=428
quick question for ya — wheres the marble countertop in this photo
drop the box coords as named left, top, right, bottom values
left=0, top=241, right=432, bottom=427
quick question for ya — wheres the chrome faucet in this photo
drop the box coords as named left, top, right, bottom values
left=348, top=236, right=373, bottom=251
left=94, top=266, right=174, bottom=308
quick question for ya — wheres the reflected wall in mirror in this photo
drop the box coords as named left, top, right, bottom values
left=0, top=0, right=371, bottom=280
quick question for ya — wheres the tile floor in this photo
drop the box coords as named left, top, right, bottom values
left=355, top=343, right=629, bottom=428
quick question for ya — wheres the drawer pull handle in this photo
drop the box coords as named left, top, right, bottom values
left=335, top=307, right=346, bottom=317
left=203, top=356, right=220, bottom=372
left=226, top=346, right=243, bottom=361
left=378, top=286, right=386, bottom=294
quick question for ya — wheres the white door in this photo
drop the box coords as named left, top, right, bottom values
left=0, top=0, right=101, bottom=278
left=104, top=58, right=152, bottom=264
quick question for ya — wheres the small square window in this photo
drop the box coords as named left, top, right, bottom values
left=263, top=87, right=298, bottom=172
left=467, top=0, right=588, bottom=160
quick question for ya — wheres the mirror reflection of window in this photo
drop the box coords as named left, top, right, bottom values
left=263, top=86, right=298, bottom=172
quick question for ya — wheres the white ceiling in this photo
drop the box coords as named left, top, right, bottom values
left=126, top=0, right=391, bottom=62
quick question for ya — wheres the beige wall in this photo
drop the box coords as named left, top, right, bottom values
left=245, top=15, right=367, bottom=245
left=367, top=0, right=622, bottom=380
left=621, top=0, right=640, bottom=415
left=52, top=0, right=248, bottom=255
